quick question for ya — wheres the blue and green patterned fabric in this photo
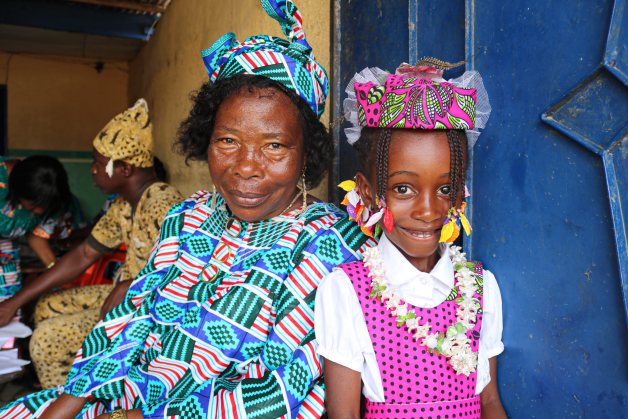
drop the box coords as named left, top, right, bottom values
left=1, top=191, right=376, bottom=419
left=202, top=0, right=329, bottom=119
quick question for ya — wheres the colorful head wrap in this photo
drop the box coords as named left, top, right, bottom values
left=344, top=66, right=491, bottom=147
left=355, top=76, right=476, bottom=130
left=201, top=0, right=328, bottom=119
left=93, top=99, right=154, bottom=176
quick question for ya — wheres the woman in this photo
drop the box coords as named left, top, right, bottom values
left=0, top=155, right=75, bottom=307
left=0, top=1, right=375, bottom=418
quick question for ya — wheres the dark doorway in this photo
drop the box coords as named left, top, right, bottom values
left=0, top=86, right=6, bottom=156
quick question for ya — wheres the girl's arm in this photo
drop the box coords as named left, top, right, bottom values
left=480, top=357, right=507, bottom=419
left=323, top=357, right=362, bottom=419
left=26, top=232, right=57, bottom=267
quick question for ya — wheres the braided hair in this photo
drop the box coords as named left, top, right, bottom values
left=445, top=129, right=468, bottom=208
left=352, top=128, right=468, bottom=210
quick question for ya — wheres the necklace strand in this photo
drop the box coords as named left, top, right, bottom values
left=281, top=189, right=303, bottom=215
left=362, top=245, right=481, bottom=377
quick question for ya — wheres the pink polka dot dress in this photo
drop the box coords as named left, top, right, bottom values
left=338, top=261, right=484, bottom=419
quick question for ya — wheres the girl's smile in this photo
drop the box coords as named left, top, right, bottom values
left=397, top=226, right=441, bottom=241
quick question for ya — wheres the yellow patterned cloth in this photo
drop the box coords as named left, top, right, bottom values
left=30, top=284, right=113, bottom=389
left=85, top=182, right=184, bottom=282
left=92, top=99, right=154, bottom=168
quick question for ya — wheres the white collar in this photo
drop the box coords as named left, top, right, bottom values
left=378, top=233, right=455, bottom=290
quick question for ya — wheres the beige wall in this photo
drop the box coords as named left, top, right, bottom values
left=128, top=0, right=330, bottom=199
left=0, top=51, right=128, bottom=151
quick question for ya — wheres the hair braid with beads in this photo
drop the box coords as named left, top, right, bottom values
left=375, top=129, right=393, bottom=202
left=446, top=130, right=459, bottom=209
left=446, top=129, right=468, bottom=207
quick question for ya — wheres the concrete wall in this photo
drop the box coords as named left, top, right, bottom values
left=0, top=51, right=128, bottom=151
left=128, top=0, right=331, bottom=199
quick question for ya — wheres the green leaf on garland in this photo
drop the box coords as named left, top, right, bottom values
left=447, top=326, right=458, bottom=337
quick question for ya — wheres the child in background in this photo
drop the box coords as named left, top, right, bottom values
left=315, top=62, right=507, bottom=418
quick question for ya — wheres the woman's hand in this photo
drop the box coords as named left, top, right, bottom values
left=1, top=242, right=104, bottom=322
left=98, top=280, right=133, bottom=321
left=40, top=393, right=89, bottom=419
left=26, top=232, right=57, bottom=267
left=0, top=298, right=19, bottom=327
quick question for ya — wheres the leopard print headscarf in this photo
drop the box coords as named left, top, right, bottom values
left=93, top=99, right=154, bottom=175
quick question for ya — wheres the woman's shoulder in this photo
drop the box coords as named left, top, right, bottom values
left=0, top=158, right=10, bottom=187
left=301, top=201, right=378, bottom=254
left=146, top=182, right=185, bottom=203
left=165, top=190, right=211, bottom=215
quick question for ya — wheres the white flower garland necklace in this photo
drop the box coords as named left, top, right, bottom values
left=362, top=245, right=481, bottom=377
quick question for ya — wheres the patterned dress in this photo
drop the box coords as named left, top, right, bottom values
left=339, top=261, right=484, bottom=419
left=1, top=191, right=376, bottom=419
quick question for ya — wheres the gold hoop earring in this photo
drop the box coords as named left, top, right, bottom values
left=301, top=167, right=307, bottom=212
left=211, top=184, right=217, bottom=210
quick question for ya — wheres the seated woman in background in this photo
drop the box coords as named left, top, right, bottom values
left=0, top=100, right=184, bottom=391
left=56, top=156, right=168, bottom=251
left=0, top=1, right=375, bottom=418
left=0, top=155, right=75, bottom=307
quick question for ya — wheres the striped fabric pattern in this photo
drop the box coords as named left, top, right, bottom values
left=1, top=192, right=376, bottom=419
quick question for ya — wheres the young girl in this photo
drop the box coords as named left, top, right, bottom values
left=315, top=63, right=507, bottom=418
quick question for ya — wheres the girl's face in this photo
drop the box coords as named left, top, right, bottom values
left=356, top=130, right=463, bottom=269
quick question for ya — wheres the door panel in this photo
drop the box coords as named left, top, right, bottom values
left=467, top=0, right=627, bottom=416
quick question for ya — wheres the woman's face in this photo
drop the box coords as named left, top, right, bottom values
left=208, top=87, right=305, bottom=222
left=91, top=148, right=125, bottom=195
left=357, top=130, right=462, bottom=266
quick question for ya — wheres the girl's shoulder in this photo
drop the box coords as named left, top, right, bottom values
left=317, top=263, right=361, bottom=305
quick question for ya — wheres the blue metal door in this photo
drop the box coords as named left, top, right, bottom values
left=332, top=1, right=628, bottom=416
